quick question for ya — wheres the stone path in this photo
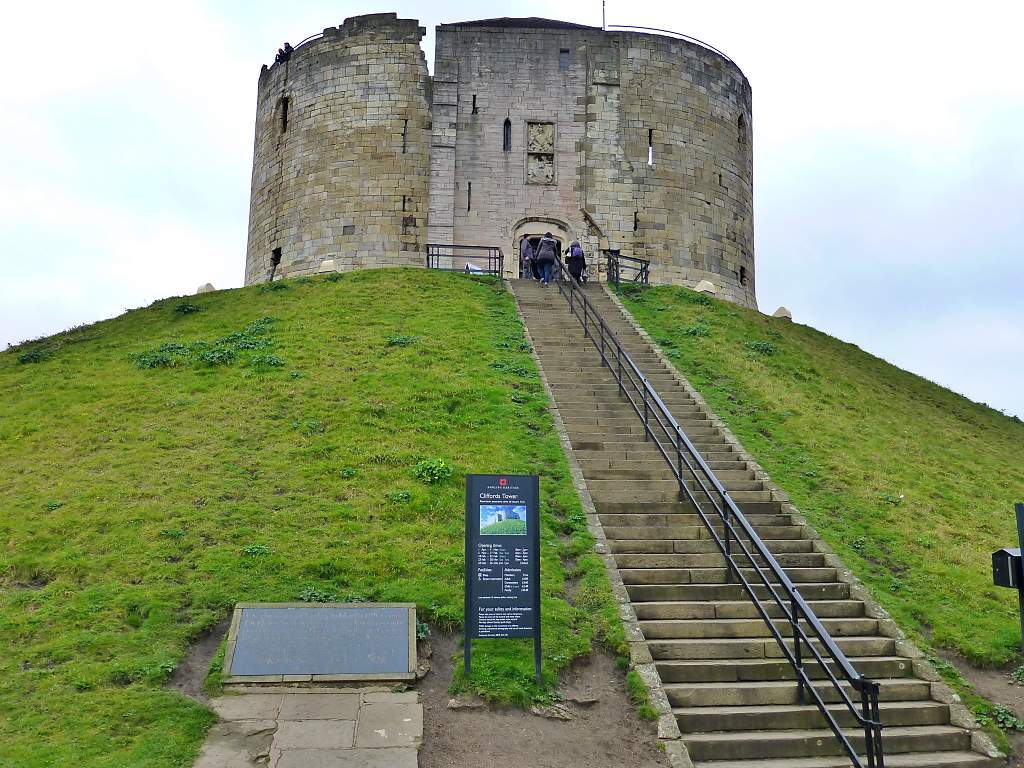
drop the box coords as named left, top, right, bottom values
left=195, top=688, right=422, bottom=767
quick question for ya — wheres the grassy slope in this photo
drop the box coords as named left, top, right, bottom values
left=0, top=270, right=622, bottom=768
left=619, top=284, right=1024, bottom=667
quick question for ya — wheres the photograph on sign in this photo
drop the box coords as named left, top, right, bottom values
left=480, top=503, right=528, bottom=536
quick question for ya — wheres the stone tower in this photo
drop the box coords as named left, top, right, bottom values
left=244, top=14, right=756, bottom=309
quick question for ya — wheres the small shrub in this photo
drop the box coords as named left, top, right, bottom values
left=975, top=703, right=1024, bottom=731
left=250, top=353, right=285, bottom=368
left=173, top=302, right=202, bottom=315
left=413, top=458, right=453, bottom=484
left=159, top=528, right=186, bottom=539
left=132, top=351, right=177, bottom=369
left=489, top=360, right=533, bottom=377
left=258, top=282, right=288, bottom=293
left=1010, top=664, right=1024, bottom=686
left=231, top=337, right=271, bottom=351
left=292, top=419, right=325, bottom=436
left=323, top=272, right=344, bottom=283
left=386, top=490, right=412, bottom=503
left=681, top=290, right=712, bottom=306
left=198, top=348, right=236, bottom=366
left=338, top=467, right=357, bottom=479
left=17, top=347, right=53, bottom=364
left=880, top=492, right=905, bottom=505
left=298, top=586, right=339, bottom=603
left=681, top=323, right=711, bottom=337
left=416, top=620, right=431, bottom=640
left=240, top=544, right=270, bottom=557
left=44, top=501, right=63, bottom=511
left=745, top=340, right=777, bottom=356
left=386, top=334, right=419, bottom=347
left=289, top=370, right=303, bottom=379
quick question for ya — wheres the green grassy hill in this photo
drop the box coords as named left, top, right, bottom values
left=0, top=270, right=621, bottom=768
left=618, top=284, right=1024, bottom=667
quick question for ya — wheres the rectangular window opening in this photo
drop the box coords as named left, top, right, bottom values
left=402, top=195, right=407, bottom=212
left=467, top=182, right=472, bottom=211
left=271, top=247, right=282, bottom=266
left=402, top=119, right=408, bottom=153
left=647, top=129, right=654, bottom=166
left=279, top=97, right=289, bottom=133
left=633, top=211, right=639, bottom=232
left=471, top=95, right=478, bottom=115
left=559, top=49, right=570, bottom=72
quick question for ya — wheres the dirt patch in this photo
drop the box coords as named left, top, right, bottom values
left=166, top=619, right=229, bottom=703
left=419, top=632, right=668, bottom=768
left=940, top=651, right=1023, bottom=765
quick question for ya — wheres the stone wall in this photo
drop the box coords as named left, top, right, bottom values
left=430, top=21, right=755, bottom=307
left=244, top=14, right=431, bottom=284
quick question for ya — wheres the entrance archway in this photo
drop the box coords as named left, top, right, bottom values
left=511, top=217, right=574, bottom=279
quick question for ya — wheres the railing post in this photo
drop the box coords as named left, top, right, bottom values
left=792, top=595, right=805, bottom=706
left=675, top=426, right=684, bottom=491
left=617, top=345, right=623, bottom=395
left=723, top=495, right=732, bottom=582
left=642, top=385, right=650, bottom=440
left=869, top=682, right=883, bottom=768
left=861, top=684, right=876, bottom=768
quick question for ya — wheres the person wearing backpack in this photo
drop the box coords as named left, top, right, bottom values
left=566, top=240, right=585, bottom=283
left=535, top=232, right=558, bottom=286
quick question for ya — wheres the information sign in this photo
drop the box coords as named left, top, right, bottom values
left=464, top=473, right=541, bottom=680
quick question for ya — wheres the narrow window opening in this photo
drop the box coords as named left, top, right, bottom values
left=739, top=266, right=748, bottom=286
left=471, top=95, right=478, bottom=115
left=559, top=49, right=570, bottom=72
left=738, top=114, right=747, bottom=145
left=467, top=182, right=472, bottom=211
left=269, top=247, right=282, bottom=281
left=503, top=118, right=512, bottom=152
left=278, top=97, right=289, bottom=133
left=647, top=129, right=654, bottom=166
left=402, top=119, right=408, bottom=153
left=719, top=173, right=724, bottom=186
left=633, top=211, right=639, bottom=232
left=402, top=195, right=407, bottom=212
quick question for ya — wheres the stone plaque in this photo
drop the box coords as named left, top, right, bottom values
left=527, top=153, right=555, bottom=184
left=223, top=602, right=416, bottom=683
left=527, top=122, right=554, bottom=153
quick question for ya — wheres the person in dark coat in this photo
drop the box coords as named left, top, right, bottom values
left=566, top=239, right=585, bottom=283
left=535, top=233, right=558, bottom=286
left=519, top=236, right=535, bottom=279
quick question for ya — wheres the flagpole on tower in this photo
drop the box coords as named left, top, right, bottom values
left=602, top=1, right=606, bottom=31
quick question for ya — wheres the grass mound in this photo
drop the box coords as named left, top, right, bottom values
left=618, top=283, right=1024, bottom=667
left=0, top=269, right=623, bottom=767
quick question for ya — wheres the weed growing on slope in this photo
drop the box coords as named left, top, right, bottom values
left=17, top=347, right=53, bottom=364
left=385, top=334, right=419, bottom=347
left=413, top=458, right=453, bottom=484
left=173, top=303, right=202, bottom=315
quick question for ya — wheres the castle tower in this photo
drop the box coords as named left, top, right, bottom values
left=244, top=14, right=431, bottom=284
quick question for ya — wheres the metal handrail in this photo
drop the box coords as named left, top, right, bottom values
left=606, top=24, right=737, bottom=66
left=605, top=251, right=650, bottom=289
left=426, top=244, right=504, bottom=278
left=546, top=260, right=884, bottom=767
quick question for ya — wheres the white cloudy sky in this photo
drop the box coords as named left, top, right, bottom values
left=2, top=0, right=1022, bottom=416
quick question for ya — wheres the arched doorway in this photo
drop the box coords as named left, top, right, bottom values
left=511, top=217, right=574, bottom=279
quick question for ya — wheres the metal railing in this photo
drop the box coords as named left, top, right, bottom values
left=426, top=244, right=504, bottom=278
left=605, top=250, right=650, bottom=289
left=547, top=259, right=884, bottom=767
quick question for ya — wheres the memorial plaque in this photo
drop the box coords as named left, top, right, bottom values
left=223, top=602, right=416, bottom=683
left=464, top=474, right=541, bottom=679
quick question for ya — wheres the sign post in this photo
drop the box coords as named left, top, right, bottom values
left=464, top=474, right=542, bottom=682
left=991, top=503, right=1024, bottom=651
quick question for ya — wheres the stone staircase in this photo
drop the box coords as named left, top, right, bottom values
left=511, top=278, right=997, bottom=768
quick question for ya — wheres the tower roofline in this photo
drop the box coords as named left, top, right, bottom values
left=439, top=17, right=600, bottom=31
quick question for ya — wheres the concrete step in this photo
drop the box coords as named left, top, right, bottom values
left=594, top=500, right=782, bottom=515
left=604, top=516, right=795, bottom=534
left=684, top=725, right=968, bottom=760
left=657, top=656, right=914, bottom=684
left=609, top=538, right=814, bottom=555
left=640, top=616, right=876, bottom=640
left=586, top=466, right=752, bottom=482
left=646, top=635, right=895, bottom=662
left=627, top=582, right=851, bottom=603
left=666, top=677, right=929, bottom=708
left=604, top=524, right=803, bottom=542
left=689, top=753, right=994, bottom=768
left=619, top=566, right=836, bottom=586
left=676, top=699, right=950, bottom=732
left=633, top=599, right=861, bottom=621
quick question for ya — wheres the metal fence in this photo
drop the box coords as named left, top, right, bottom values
left=426, top=245, right=504, bottom=278
left=605, top=250, right=650, bottom=288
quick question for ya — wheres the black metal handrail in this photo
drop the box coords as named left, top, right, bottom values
left=605, top=250, right=650, bottom=289
left=427, top=244, right=504, bottom=278
left=606, top=25, right=737, bottom=66
left=547, top=260, right=884, bottom=767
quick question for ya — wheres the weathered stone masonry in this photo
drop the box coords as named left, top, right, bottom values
left=245, top=14, right=756, bottom=309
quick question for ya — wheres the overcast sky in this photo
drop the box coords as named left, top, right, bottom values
left=2, top=1, right=1021, bottom=416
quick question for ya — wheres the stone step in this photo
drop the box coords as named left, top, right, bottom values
left=604, top=524, right=803, bottom=542
left=684, top=725, right=968, bottom=761
left=603, top=515, right=795, bottom=532
left=594, top=500, right=782, bottom=515
left=590, top=487, right=770, bottom=504
left=666, top=677, right=931, bottom=708
left=657, top=656, right=914, bottom=684
left=676, top=699, right=950, bottom=732
left=587, top=478, right=765, bottom=496
left=609, top=538, right=814, bottom=555
left=586, top=467, right=753, bottom=482
left=639, top=616, right=877, bottom=640
left=619, top=566, right=836, bottom=586
left=628, top=582, right=851, bottom=603
left=646, top=635, right=895, bottom=662
left=689, top=753, right=994, bottom=768
left=633, top=599, right=861, bottom=621
left=567, top=423, right=719, bottom=437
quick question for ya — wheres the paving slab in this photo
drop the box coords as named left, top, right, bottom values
left=192, top=719, right=277, bottom=768
left=360, top=691, right=418, bottom=704
left=274, top=747, right=419, bottom=768
left=354, top=702, right=423, bottom=748
left=211, top=694, right=283, bottom=721
left=279, top=693, right=360, bottom=720
left=274, top=719, right=355, bottom=750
